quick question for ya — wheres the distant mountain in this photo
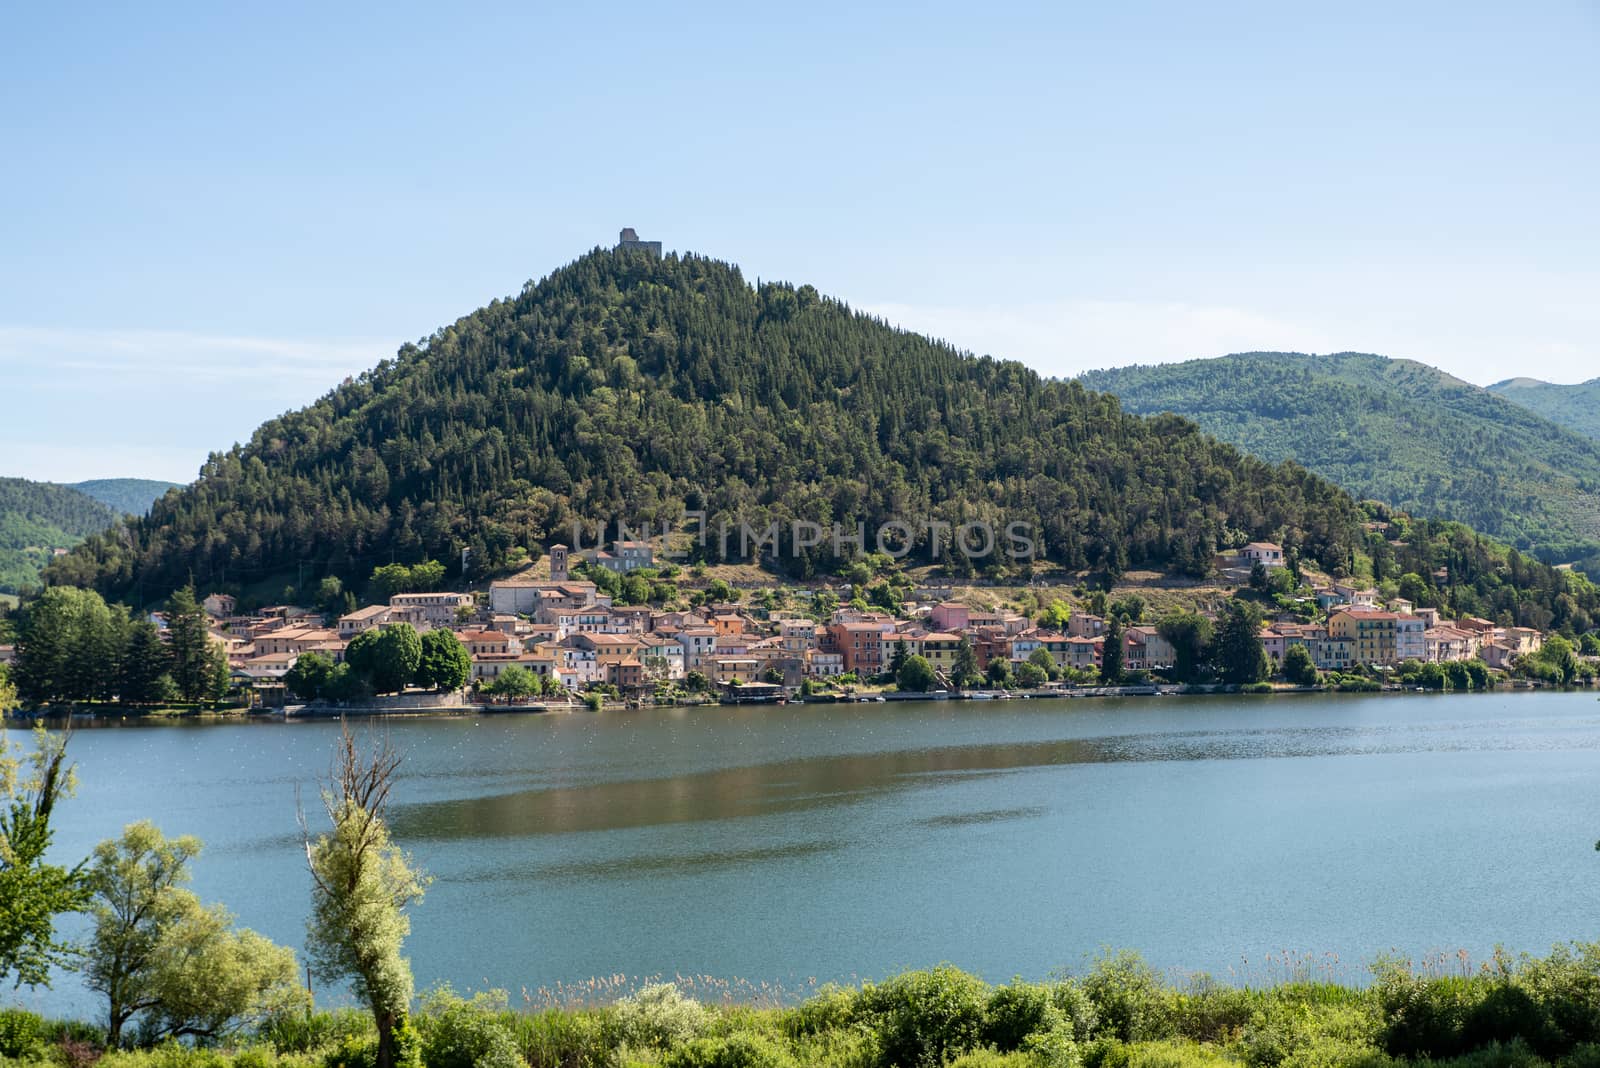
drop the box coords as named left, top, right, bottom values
left=1080, top=352, right=1600, bottom=571
left=44, top=249, right=1372, bottom=602
left=0, top=477, right=120, bottom=593
left=69, top=477, right=181, bottom=516
left=1487, top=376, right=1600, bottom=443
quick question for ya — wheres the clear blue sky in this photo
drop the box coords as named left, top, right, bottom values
left=3, top=1, right=1596, bottom=483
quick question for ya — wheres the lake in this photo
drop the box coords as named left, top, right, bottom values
left=13, top=690, right=1600, bottom=1014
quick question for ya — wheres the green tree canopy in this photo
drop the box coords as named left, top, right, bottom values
left=305, top=726, right=429, bottom=1068
left=0, top=726, right=89, bottom=989
left=346, top=624, right=423, bottom=695
left=1282, top=643, right=1320, bottom=686
left=1213, top=601, right=1269, bottom=685
left=1102, top=616, right=1124, bottom=685
left=416, top=629, right=471, bottom=692
left=284, top=652, right=337, bottom=702
left=897, top=654, right=936, bottom=693
left=487, top=665, right=537, bottom=699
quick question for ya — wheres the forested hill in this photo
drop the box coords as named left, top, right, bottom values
left=0, top=477, right=120, bottom=593
left=1080, top=353, right=1600, bottom=571
left=69, top=478, right=182, bottom=516
left=1488, top=376, right=1600, bottom=444
left=45, top=249, right=1367, bottom=603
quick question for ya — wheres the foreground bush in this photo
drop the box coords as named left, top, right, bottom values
left=9, top=948, right=1600, bottom=1068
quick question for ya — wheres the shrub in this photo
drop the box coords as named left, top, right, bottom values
left=946, top=1052, right=1040, bottom=1068
left=662, top=1032, right=796, bottom=1068
left=1083, top=953, right=1173, bottom=1043
left=260, top=1009, right=372, bottom=1055
left=514, top=1009, right=612, bottom=1068
left=856, top=966, right=991, bottom=1067
left=1562, top=1043, right=1600, bottom=1068
left=784, top=984, right=858, bottom=1038
left=320, top=1032, right=378, bottom=1068
left=984, top=981, right=1070, bottom=1051
left=0, top=1008, right=47, bottom=1059
left=416, top=989, right=522, bottom=1068
left=612, top=983, right=712, bottom=1051
left=1170, top=978, right=1255, bottom=1044
left=1107, top=1039, right=1233, bottom=1068
left=1049, top=982, right=1101, bottom=1044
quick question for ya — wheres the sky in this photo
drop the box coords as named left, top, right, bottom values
left=2, top=1, right=1596, bottom=484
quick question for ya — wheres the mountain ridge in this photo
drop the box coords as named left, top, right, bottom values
left=1079, top=352, right=1600, bottom=572
left=1486, top=375, right=1600, bottom=443
left=68, top=477, right=182, bottom=516
left=0, top=477, right=121, bottom=593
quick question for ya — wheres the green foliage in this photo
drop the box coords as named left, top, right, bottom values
left=285, top=653, right=337, bottom=702
left=0, top=477, right=120, bottom=594
left=0, top=726, right=88, bottom=989
left=1015, top=661, right=1048, bottom=688
left=1281, top=644, right=1320, bottom=686
left=611, top=983, right=712, bottom=1050
left=12, top=585, right=130, bottom=704
left=1083, top=353, right=1600, bottom=571
left=305, top=728, right=428, bottom=1068
left=369, top=562, right=446, bottom=601
left=1373, top=946, right=1600, bottom=1063
left=1488, top=377, right=1600, bottom=446
left=487, top=666, right=538, bottom=699
left=415, top=630, right=470, bottom=692
left=896, top=655, right=936, bottom=693
left=1157, top=614, right=1213, bottom=684
left=68, top=479, right=181, bottom=517
left=85, top=820, right=300, bottom=1044
left=1028, top=648, right=1059, bottom=682
left=166, top=586, right=227, bottom=703
left=663, top=1031, right=796, bottom=1068
left=48, top=253, right=1370, bottom=603
left=345, top=625, right=422, bottom=695
left=856, top=965, right=991, bottom=1068
left=0, top=1007, right=47, bottom=1059
left=121, top=620, right=176, bottom=705
left=953, top=638, right=980, bottom=689
left=1517, top=637, right=1584, bottom=685
left=1102, top=617, right=1124, bottom=685
left=1083, top=952, right=1174, bottom=1044
left=415, top=988, right=522, bottom=1068
left=1212, top=602, right=1268, bottom=685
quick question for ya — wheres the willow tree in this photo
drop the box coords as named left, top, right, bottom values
left=303, top=723, right=428, bottom=1068
left=1, top=721, right=88, bottom=989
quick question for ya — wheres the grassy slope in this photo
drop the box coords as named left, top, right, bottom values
left=1487, top=376, right=1600, bottom=443
left=1080, top=352, right=1600, bottom=566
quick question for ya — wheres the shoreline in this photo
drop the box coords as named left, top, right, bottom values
left=5, top=678, right=1589, bottom=726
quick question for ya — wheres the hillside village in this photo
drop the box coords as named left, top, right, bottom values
left=128, top=535, right=1581, bottom=709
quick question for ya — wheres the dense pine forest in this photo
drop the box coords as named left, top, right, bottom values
left=1081, top=353, right=1600, bottom=572
left=44, top=250, right=1369, bottom=604
left=0, top=477, right=120, bottom=593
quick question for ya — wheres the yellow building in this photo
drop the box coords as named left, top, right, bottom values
left=1327, top=610, right=1398, bottom=666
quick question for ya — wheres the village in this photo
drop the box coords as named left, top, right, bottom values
left=146, top=536, right=1560, bottom=710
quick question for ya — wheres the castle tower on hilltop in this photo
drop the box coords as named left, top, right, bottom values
left=617, top=227, right=662, bottom=256
left=549, top=543, right=569, bottom=583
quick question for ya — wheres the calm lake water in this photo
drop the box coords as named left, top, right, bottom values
left=14, top=690, right=1600, bottom=1014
